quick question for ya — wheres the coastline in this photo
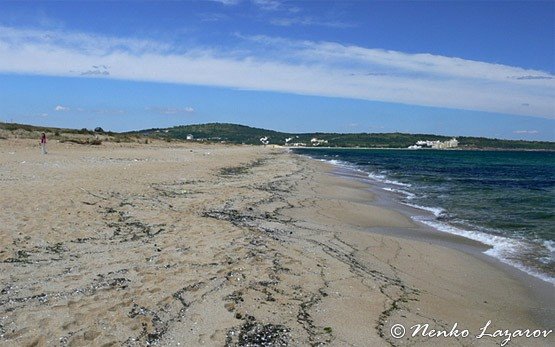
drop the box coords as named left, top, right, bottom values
left=285, top=146, right=555, bottom=152
left=294, top=148, right=555, bottom=286
left=312, top=158, right=555, bottom=327
left=0, top=139, right=552, bottom=346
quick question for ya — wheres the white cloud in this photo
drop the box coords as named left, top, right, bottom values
left=252, top=0, right=281, bottom=11
left=1, top=26, right=554, bottom=119
left=198, top=13, right=230, bottom=22
left=80, top=65, right=110, bottom=76
left=54, top=105, right=126, bottom=114
left=513, top=130, right=539, bottom=134
left=270, top=16, right=354, bottom=28
left=147, top=106, right=195, bottom=115
left=54, top=105, right=70, bottom=111
left=93, top=109, right=126, bottom=115
left=210, top=0, right=289, bottom=11
left=209, top=0, right=241, bottom=5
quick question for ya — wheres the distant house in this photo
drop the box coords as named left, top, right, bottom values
left=310, top=138, right=328, bottom=146
left=432, top=138, right=458, bottom=149
left=446, top=138, right=459, bottom=148
left=186, top=134, right=194, bottom=140
left=410, top=138, right=458, bottom=149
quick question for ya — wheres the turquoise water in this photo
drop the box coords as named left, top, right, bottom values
left=294, top=148, right=555, bottom=284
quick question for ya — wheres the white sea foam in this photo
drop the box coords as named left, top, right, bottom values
left=367, top=172, right=412, bottom=187
left=318, top=158, right=367, bottom=175
left=367, top=172, right=386, bottom=180
left=539, top=240, right=555, bottom=265
left=544, top=240, right=555, bottom=253
left=311, top=153, right=555, bottom=285
left=325, top=159, right=344, bottom=167
left=402, top=202, right=445, bottom=217
left=412, top=216, right=555, bottom=285
left=382, top=187, right=416, bottom=200
left=318, top=158, right=349, bottom=168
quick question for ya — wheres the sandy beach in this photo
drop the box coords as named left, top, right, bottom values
left=0, top=138, right=552, bottom=346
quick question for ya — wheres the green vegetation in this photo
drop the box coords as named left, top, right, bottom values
left=59, top=137, right=103, bottom=145
left=133, top=123, right=555, bottom=150
left=2, top=121, right=553, bottom=150
left=1, top=122, right=95, bottom=135
left=0, top=122, right=137, bottom=144
left=134, top=123, right=289, bottom=144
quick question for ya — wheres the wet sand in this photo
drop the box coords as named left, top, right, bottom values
left=0, top=139, right=552, bottom=346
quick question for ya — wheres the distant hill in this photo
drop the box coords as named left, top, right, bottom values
left=133, top=123, right=289, bottom=144
left=2, top=121, right=553, bottom=150
left=133, top=123, right=555, bottom=150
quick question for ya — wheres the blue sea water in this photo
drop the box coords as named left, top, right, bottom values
left=294, top=148, right=555, bottom=284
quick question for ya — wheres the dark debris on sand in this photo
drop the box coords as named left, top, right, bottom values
left=226, top=315, right=290, bottom=347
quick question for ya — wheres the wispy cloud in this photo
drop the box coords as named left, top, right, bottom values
left=513, top=130, right=539, bottom=134
left=53, top=105, right=126, bottom=114
left=80, top=65, right=110, bottom=76
left=269, top=16, right=354, bottom=28
left=93, top=109, right=127, bottom=115
left=0, top=26, right=553, bottom=119
left=209, top=0, right=283, bottom=10
left=0, top=26, right=171, bottom=55
left=208, top=0, right=332, bottom=27
left=54, top=105, right=70, bottom=111
left=208, top=0, right=241, bottom=6
left=510, top=75, right=553, bottom=80
left=198, top=12, right=230, bottom=22
left=252, top=0, right=281, bottom=11
left=147, top=106, right=195, bottom=115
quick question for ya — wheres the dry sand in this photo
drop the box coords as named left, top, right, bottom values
left=0, top=139, right=552, bottom=346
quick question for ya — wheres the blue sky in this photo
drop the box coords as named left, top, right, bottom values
left=0, top=0, right=553, bottom=140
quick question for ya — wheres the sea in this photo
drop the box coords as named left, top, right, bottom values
left=293, top=148, right=555, bottom=285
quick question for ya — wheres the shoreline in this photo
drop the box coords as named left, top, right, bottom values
left=287, top=154, right=553, bottom=344
left=0, top=139, right=552, bottom=346
left=315, top=159, right=555, bottom=328
left=295, top=150, right=555, bottom=286
left=287, top=146, right=555, bottom=152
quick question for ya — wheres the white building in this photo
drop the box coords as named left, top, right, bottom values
left=310, top=138, right=328, bottom=146
left=411, top=138, right=458, bottom=149
left=186, top=134, right=194, bottom=140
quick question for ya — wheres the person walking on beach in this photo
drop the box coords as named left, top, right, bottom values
left=40, top=132, right=47, bottom=154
